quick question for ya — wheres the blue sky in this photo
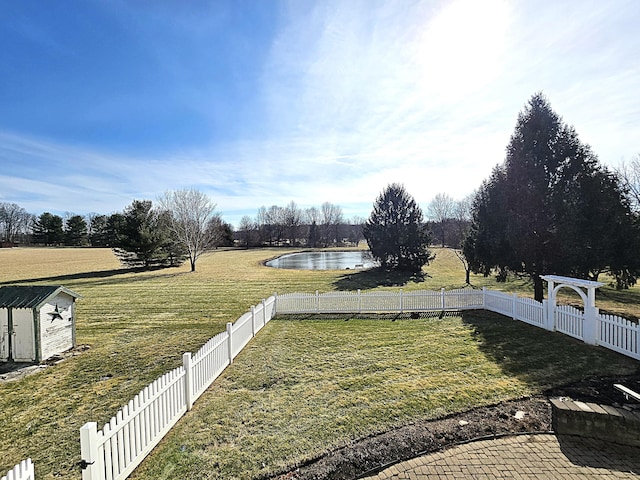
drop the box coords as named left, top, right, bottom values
left=1, top=0, right=639, bottom=227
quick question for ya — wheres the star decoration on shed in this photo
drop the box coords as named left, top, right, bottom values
left=50, top=304, right=64, bottom=321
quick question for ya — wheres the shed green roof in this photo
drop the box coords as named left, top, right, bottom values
left=0, top=286, right=82, bottom=309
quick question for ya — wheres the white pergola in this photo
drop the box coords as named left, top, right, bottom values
left=541, top=275, right=605, bottom=345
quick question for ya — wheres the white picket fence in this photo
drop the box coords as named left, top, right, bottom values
left=1, top=459, right=34, bottom=480
left=554, top=304, right=585, bottom=340
left=599, top=312, right=640, bottom=358
left=79, top=297, right=276, bottom=480
left=10, top=286, right=639, bottom=480
left=274, top=288, right=485, bottom=314
left=274, top=288, right=640, bottom=362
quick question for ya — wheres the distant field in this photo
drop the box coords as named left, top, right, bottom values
left=0, top=246, right=638, bottom=478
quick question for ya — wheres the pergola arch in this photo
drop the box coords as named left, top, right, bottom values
left=541, top=275, right=604, bottom=310
left=541, top=275, right=605, bottom=345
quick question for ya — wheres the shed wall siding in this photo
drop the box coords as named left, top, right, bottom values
left=39, top=294, right=74, bottom=361
left=0, top=308, right=7, bottom=361
left=13, top=308, right=35, bottom=362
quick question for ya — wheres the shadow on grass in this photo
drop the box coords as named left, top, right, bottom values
left=459, top=310, right=638, bottom=390
left=273, top=311, right=460, bottom=322
left=0, top=265, right=183, bottom=286
left=598, top=286, right=640, bottom=307
left=333, top=267, right=427, bottom=291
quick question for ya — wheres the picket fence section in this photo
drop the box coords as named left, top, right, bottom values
left=555, top=304, right=585, bottom=340
left=484, top=290, right=547, bottom=328
left=274, top=288, right=485, bottom=314
left=79, top=297, right=276, bottom=480
left=599, top=313, right=640, bottom=359
left=1, top=459, right=34, bottom=480
left=275, top=288, right=640, bottom=361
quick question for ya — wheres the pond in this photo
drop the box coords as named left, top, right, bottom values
left=266, top=251, right=378, bottom=270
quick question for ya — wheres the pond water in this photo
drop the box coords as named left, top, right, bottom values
left=266, top=251, right=378, bottom=270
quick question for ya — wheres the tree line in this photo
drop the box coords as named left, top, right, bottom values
left=0, top=200, right=363, bottom=250
left=4, top=92, right=639, bottom=292
left=0, top=196, right=362, bottom=270
left=236, top=201, right=365, bottom=248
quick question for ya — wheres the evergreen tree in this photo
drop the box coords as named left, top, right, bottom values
left=464, top=93, right=639, bottom=300
left=32, top=212, right=64, bottom=245
left=112, top=200, right=184, bottom=267
left=64, top=215, right=88, bottom=246
left=363, top=183, right=432, bottom=273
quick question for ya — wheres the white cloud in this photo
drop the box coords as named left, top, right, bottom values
left=1, top=0, right=639, bottom=227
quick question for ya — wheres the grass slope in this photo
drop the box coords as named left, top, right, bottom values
left=0, top=246, right=637, bottom=479
left=132, top=314, right=635, bottom=480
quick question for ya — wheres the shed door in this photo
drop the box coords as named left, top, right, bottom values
left=0, top=309, right=7, bottom=361
left=12, top=309, right=35, bottom=362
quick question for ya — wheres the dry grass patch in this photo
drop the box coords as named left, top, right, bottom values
left=0, top=246, right=638, bottom=479
left=131, top=313, right=636, bottom=480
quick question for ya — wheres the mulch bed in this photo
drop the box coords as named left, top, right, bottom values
left=271, top=371, right=640, bottom=480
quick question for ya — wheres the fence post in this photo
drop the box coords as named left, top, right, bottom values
left=583, top=306, right=599, bottom=345
left=441, top=288, right=446, bottom=311
left=273, top=293, right=277, bottom=315
left=547, top=298, right=556, bottom=331
left=357, top=289, right=361, bottom=314
left=251, top=306, right=256, bottom=336
left=80, top=422, right=102, bottom=480
left=542, top=300, right=550, bottom=330
left=512, top=293, right=517, bottom=320
left=400, top=289, right=404, bottom=313
left=482, top=287, right=486, bottom=308
left=316, top=290, right=320, bottom=313
left=226, top=322, right=234, bottom=363
left=262, top=299, right=267, bottom=326
left=183, top=352, right=193, bottom=411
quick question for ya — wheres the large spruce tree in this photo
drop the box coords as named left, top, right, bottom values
left=113, top=200, right=186, bottom=267
left=32, top=212, right=64, bottom=246
left=464, top=93, right=639, bottom=300
left=363, top=183, right=432, bottom=273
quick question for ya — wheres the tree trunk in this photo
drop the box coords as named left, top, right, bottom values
left=533, top=274, right=544, bottom=302
left=465, top=268, right=470, bottom=285
left=190, top=258, right=196, bottom=272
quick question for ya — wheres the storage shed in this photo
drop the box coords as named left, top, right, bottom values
left=0, top=285, right=81, bottom=363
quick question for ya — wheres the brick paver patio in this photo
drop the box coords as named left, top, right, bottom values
left=361, top=434, right=640, bottom=479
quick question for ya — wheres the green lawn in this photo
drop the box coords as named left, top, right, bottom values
left=130, top=314, right=636, bottom=480
left=0, top=246, right=637, bottom=479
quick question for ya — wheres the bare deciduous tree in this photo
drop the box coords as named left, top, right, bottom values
left=616, top=154, right=640, bottom=212
left=283, top=201, right=302, bottom=246
left=238, top=215, right=256, bottom=248
left=427, top=193, right=455, bottom=247
left=0, top=202, right=31, bottom=244
left=453, top=195, right=474, bottom=284
left=321, top=201, right=344, bottom=245
left=158, top=188, right=219, bottom=272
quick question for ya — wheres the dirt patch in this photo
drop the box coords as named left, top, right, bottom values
left=0, top=344, right=90, bottom=383
left=271, top=371, right=640, bottom=480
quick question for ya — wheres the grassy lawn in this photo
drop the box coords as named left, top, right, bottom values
left=0, top=246, right=637, bottom=479
left=131, top=314, right=636, bottom=480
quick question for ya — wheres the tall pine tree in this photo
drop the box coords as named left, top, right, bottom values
left=363, top=183, right=432, bottom=273
left=464, top=93, right=639, bottom=300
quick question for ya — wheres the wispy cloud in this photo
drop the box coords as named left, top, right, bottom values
left=1, top=0, right=638, bottom=226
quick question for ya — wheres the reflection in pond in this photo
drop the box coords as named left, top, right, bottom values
left=266, top=251, right=378, bottom=270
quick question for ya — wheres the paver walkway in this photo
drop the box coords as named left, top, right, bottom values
left=361, top=434, right=640, bottom=479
